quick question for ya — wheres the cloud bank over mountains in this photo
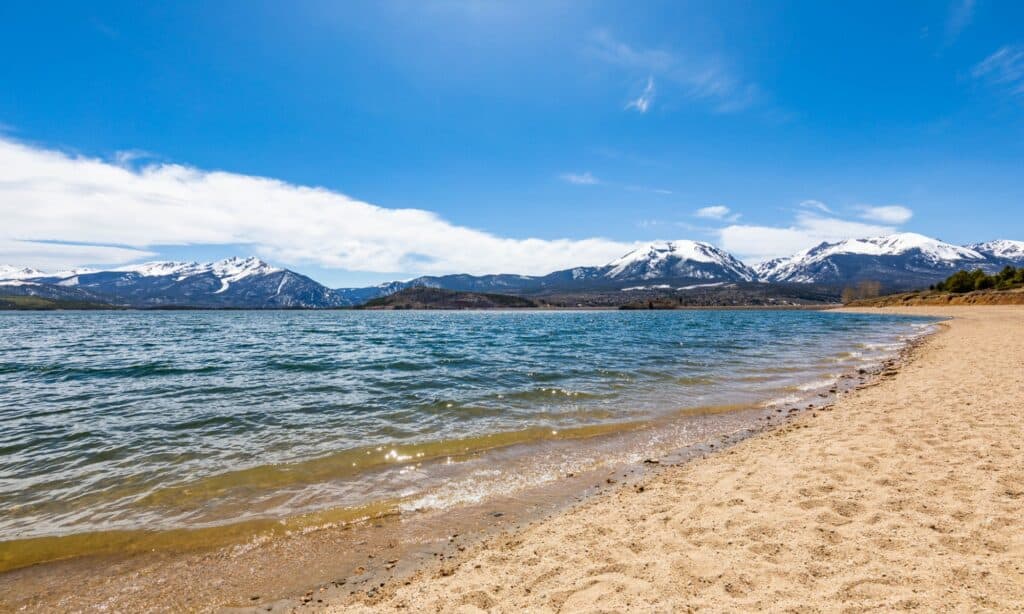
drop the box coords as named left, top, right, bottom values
left=0, top=138, right=646, bottom=274
left=1, top=137, right=918, bottom=273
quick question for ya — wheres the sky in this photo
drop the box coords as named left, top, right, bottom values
left=1, top=1, right=1022, bottom=286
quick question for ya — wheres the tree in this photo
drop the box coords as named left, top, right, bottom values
left=937, top=266, right=1022, bottom=293
left=944, top=270, right=976, bottom=293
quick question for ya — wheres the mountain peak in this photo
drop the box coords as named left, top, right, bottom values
left=862, top=233, right=983, bottom=260
left=0, top=265, right=46, bottom=280
left=759, top=232, right=989, bottom=286
left=604, top=240, right=755, bottom=282
left=110, top=257, right=281, bottom=280
left=969, top=239, right=1024, bottom=263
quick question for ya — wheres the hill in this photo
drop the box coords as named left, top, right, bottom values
left=845, top=265, right=1024, bottom=306
left=358, top=287, right=539, bottom=310
left=0, top=295, right=117, bottom=310
left=845, top=288, right=1024, bottom=307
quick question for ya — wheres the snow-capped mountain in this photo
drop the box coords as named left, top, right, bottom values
left=601, top=241, right=756, bottom=282
left=1, top=257, right=348, bottom=308
left=0, top=265, right=46, bottom=280
left=337, top=240, right=759, bottom=302
left=4, top=234, right=1022, bottom=308
left=969, top=240, right=1024, bottom=266
left=756, top=233, right=990, bottom=287
left=111, top=257, right=284, bottom=294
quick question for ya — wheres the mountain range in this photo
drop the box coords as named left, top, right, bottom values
left=2, top=234, right=1022, bottom=308
left=0, top=257, right=346, bottom=308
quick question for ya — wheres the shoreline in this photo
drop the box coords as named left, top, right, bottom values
left=0, top=312, right=936, bottom=612
left=319, top=306, right=1023, bottom=612
left=1, top=304, right=841, bottom=312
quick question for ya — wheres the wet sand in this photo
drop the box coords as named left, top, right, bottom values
left=0, top=403, right=798, bottom=612
left=327, top=306, right=1024, bottom=612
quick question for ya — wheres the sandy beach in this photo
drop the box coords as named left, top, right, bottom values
left=327, top=306, right=1024, bottom=612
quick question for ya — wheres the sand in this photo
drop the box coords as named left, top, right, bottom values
left=330, top=306, right=1024, bottom=613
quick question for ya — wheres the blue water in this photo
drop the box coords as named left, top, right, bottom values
left=0, top=310, right=936, bottom=541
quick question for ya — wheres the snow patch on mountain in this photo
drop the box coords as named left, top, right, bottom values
left=604, top=241, right=756, bottom=282
left=969, top=239, right=1024, bottom=262
left=114, top=256, right=281, bottom=282
left=865, top=233, right=983, bottom=262
left=677, top=281, right=728, bottom=291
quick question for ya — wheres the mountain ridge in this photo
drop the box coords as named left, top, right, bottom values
left=3, top=234, right=1022, bottom=307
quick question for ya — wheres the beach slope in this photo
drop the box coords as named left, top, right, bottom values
left=335, top=306, right=1024, bottom=612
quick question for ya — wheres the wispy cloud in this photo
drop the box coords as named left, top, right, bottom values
left=586, top=30, right=674, bottom=72
left=586, top=30, right=761, bottom=114
left=972, top=45, right=1024, bottom=97
left=0, top=241, right=155, bottom=272
left=695, top=205, right=740, bottom=222
left=112, top=149, right=158, bottom=168
left=625, top=76, right=655, bottom=113
left=561, top=170, right=671, bottom=195
left=0, top=137, right=650, bottom=275
left=944, top=0, right=976, bottom=45
left=798, top=199, right=833, bottom=214
left=858, top=204, right=913, bottom=224
left=624, top=184, right=672, bottom=195
left=560, top=171, right=600, bottom=185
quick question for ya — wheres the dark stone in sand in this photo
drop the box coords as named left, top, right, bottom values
left=643, top=459, right=660, bottom=464
left=492, top=512, right=504, bottom=517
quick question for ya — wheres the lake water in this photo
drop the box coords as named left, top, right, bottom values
left=0, top=309, right=936, bottom=569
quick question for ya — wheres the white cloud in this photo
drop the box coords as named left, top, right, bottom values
left=0, top=241, right=154, bottom=272
left=625, top=76, right=655, bottom=113
left=587, top=30, right=760, bottom=114
left=972, top=45, right=1024, bottom=97
left=560, top=171, right=600, bottom=185
left=718, top=212, right=895, bottom=264
left=694, top=205, right=737, bottom=220
left=0, top=137, right=647, bottom=275
left=858, top=204, right=913, bottom=224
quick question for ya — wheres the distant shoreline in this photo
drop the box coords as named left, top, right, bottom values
left=1, top=303, right=842, bottom=312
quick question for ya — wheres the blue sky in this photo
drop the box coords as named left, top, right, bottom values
left=1, top=1, right=1022, bottom=286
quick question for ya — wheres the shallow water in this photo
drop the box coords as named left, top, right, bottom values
left=0, top=309, right=935, bottom=565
